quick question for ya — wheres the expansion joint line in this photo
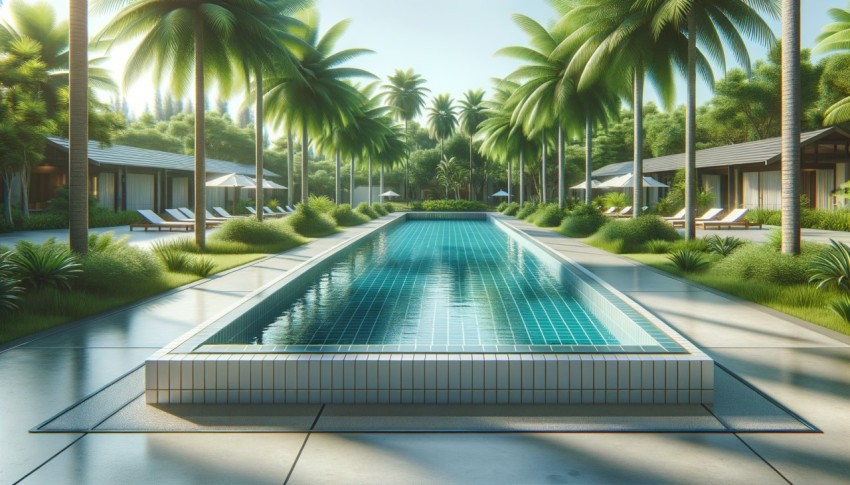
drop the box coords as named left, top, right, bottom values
left=732, top=433, right=792, bottom=485
left=283, top=404, right=326, bottom=485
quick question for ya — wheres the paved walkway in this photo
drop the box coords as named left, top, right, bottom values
left=1, top=215, right=849, bottom=484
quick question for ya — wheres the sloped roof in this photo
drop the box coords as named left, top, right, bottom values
left=47, top=137, right=279, bottom=178
left=594, top=126, right=848, bottom=177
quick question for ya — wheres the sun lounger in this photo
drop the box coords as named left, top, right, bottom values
left=667, top=207, right=723, bottom=228
left=602, top=206, right=617, bottom=216
left=286, top=205, right=297, bottom=213
left=130, top=209, right=193, bottom=232
left=213, top=206, right=245, bottom=218
left=245, top=207, right=258, bottom=215
left=178, top=207, right=228, bottom=222
left=275, top=206, right=287, bottom=214
left=611, top=206, right=632, bottom=218
left=262, top=206, right=287, bottom=218
left=699, top=208, right=761, bottom=230
left=164, top=208, right=220, bottom=228
left=663, top=208, right=687, bottom=220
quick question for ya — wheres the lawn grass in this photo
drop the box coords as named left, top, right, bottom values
left=0, top=251, right=266, bottom=346
left=627, top=253, right=850, bottom=336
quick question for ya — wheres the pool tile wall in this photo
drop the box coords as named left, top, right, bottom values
left=145, top=213, right=714, bottom=405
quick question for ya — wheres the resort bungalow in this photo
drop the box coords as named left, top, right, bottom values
left=593, top=126, right=850, bottom=211
left=15, top=137, right=280, bottom=213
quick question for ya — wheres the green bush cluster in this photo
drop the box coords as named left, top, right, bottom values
left=285, top=202, right=337, bottom=237
left=372, top=202, right=389, bottom=216
left=383, top=202, right=395, bottom=213
left=713, top=243, right=823, bottom=285
left=333, top=204, right=371, bottom=226
left=496, top=202, right=508, bottom=212
left=355, top=202, right=380, bottom=219
left=515, top=202, right=538, bottom=219
left=501, top=202, right=520, bottom=216
left=78, top=234, right=164, bottom=293
left=590, top=216, right=680, bottom=253
left=529, top=204, right=566, bottom=227
left=558, top=203, right=607, bottom=238
left=420, top=199, right=489, bottom=211
left=308, top=195, right=336, bottom=215
left=668, top=249, right=710, bottom=272
left=213, top=217, right=300, bottom=246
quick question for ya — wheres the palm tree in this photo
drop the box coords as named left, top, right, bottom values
left=458, top=88, right=486, bottom=200
left=68, top=0, right=87, bottom=254
left=264, top=12, right=374, bottom=203
left=383, top=68, right=429, bottom=199
left=1, top=0, right=115, bottom=118
left=95, top=0, right=278, bottom=248
left=815, top=4, right=850, bottom=124
left=498, top=14, right=580, bottom=208
left=645, top=0, right=777, bottom=238
left=427, top=93, right=457, bottom=161
left=782, top=0, right=801, bottom=254
left=556, top=1, right=681, bottom=214
left=478, top=79, right=535, bottom=206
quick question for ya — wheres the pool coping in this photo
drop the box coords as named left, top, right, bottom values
left=144, top=213, right=714, bottom=405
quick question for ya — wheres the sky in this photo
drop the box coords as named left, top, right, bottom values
left=5, top=0, right=849, bottom=119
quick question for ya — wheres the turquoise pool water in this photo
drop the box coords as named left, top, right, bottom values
left=208, top=219, right=683, bottom=353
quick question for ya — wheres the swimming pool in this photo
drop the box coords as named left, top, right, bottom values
left=145, top=213, right=713, bottom=405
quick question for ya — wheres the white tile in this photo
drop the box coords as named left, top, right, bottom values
left=145, top=362, right=157, bottom=390
left=508, top=355, right=522, bottom=390
left=424, top=359, right=437, bottom=389
left=239, top=356, right=252, bottom=390
left=194, top=361, right=205, bottom=390
left=690, top=361, right=702, bottom=390
left=308, top=357, right=322, bottom=389
left=460, top=354, right=473, bottom=389
left=181, top=361, right=193, bottom=391
left=436, top=355, right=449, bottom=390
left=532, top=355, right=546, bottom=390
left=447, top=356, right=460, bottom=389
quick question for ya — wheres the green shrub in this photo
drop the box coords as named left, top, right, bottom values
left=558, top=203, right=607, bottom=237
left=77, top=244, right=164, bottom=294
left=809, top=239, right=850, bottom=293
left=212, top=217, right=298, bottom=247
left=383, top=202, right=395, bottom=213
left=189, top=256, right=216, bottom=277
left=151, top=241, right=192, bottom=273
left=668, top=238, right=710, bottom=252
left=409, top=201, right=424, bottom=211
left=704, top=235, right=745, bottom=257
left=90, top=209, right=143, bottom=228
left=496, top=202, right=508, bottom=212
left=828, top=297, right=850, bottom=323
left=644, top=239, right=672, bottom=254
left=502, top=202, right=520, bottom=216
left=308, top=195, right=336, bottom=214
left=714, top=243, right=821, bottom=285
left=0, top=253, right=23, bottom=312
left=355, top=202, right=380, bottom=219
left=515, top=202, right=538, bottom=219
left=7, top=240, right=82, bottom=291
left=286, top=202, right=337, bottom=237
left=668, top=249, right=710, bottom=272
left=601, top=192, right=627, bottom=210
left=590, top=216, right=680, bottom=253
left=530, top=203, right=565, bottom=227
left=784, top=285, right=825, bottom=308
left=333, top=204, right=371, bottom=226
left=420, top=199, right=489, bottom=211
left=19, top=213, right=67, bottom=230
left=372, top=202, right=388, bottom=216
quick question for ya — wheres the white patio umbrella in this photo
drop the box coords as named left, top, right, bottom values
left=247, top=178, right=287, bottom=190
left=569, top=179, right=601, bottom=190
left=491, top=189, right=511, bottom=197
left=206, top=173, right=257, bottom=213
left=380, top=190, right=400, bottom=198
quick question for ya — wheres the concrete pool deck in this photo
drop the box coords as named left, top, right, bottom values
left=1, top=215, right=850, bottom=484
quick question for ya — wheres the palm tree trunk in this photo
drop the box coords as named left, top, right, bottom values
left=287, top=127, right=293, bottom=206
left=541, top=130, right=547, bottom=204
left=507, top=159, right=512, bottom=204
left=781, top=0, right=801, bottom=254
left=193, top=20, right=206, bottom=248
left=254, top=69, right=264, bottom=222
left=585, top=117, right=593, bottom=205
left=685, top=11, right=697, bottom=240
left=350, top=155, right=355, bottom=204
left=558, top=121, right=564, bottom=209
left=301, top=118, right=308, bottom=204
left=519, top=149, right=525, bottom=205
left=469, top=138, right=473, bottom=201
left=633, top=67, right=644, bottom=218
left=379, top=162, right=384, bottom=202
left=335, top=148, right=341, bottom=204
left=68, top=0, right=88, bottom=254
left=368, top=153, right=373, bottom=204
left=403, top=119, right=409, bottom=200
